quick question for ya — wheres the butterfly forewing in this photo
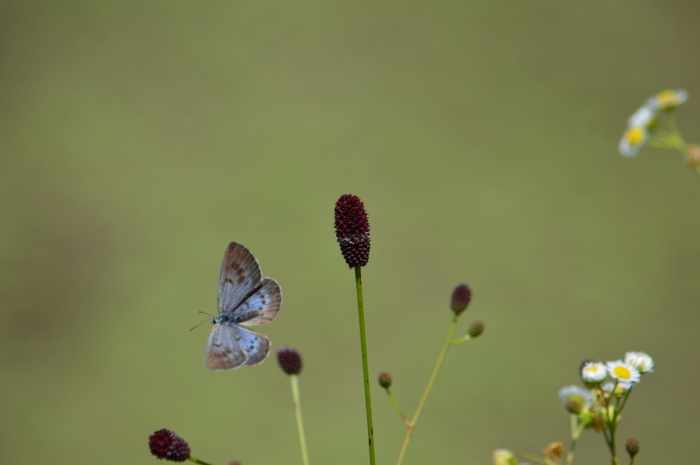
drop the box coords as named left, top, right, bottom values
left=218, top=242, right=262, bottom=314
left=205, top=323, right=248, bottom=370
left=233, top=278, right=282, bottom=326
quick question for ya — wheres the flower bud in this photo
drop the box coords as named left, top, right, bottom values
left=149, top=429, right=191, bottom=462
left=277, top=346, right=303, bottom=375
left=450, top=284, right=472, bottom=315
left=686, top=144, right=700, bottom=167
left=543, top=442, right=565, bottom=462
left=625, top=438, right=639, bottom=458
left=378, top=372, right=392, bottom=389
left=565, top=400, right=582, bottom=414
left=468, top=321, right=484, bottom=338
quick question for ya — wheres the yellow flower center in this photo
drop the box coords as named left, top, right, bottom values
left=625, top=127, right=645, bottom=146
left=656, top=90, right=679, bottom=108
left=613, top=365, right=631, bottom=379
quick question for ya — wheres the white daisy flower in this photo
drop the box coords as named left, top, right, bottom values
left=619, top=126, right=649, bottom=157
left=602, top=380, right=634, bottom=396
left=647, top=89, right=688, bottom=111
left=606, top=360, right=641, bottom=384
left=627, top=104, right=657, bottom=128
left=625, top=351, right=654, bottom=373
left=581, top=361, right=607, bottom=383
left=558, top=385, right=593, bottom=408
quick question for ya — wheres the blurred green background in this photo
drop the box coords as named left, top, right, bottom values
left=2, top=1, right=699, bottom=464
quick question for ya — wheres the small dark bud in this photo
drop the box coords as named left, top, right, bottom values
left=149, top=429, right=191, bottom=462
left=378, top=372, right=393, bottom=389
left=625, top=438, right=639, bottom=458
left=334, top=194, right=371, bottom=268
left=451, top=284, right=472, bottom=315
left=468, top=321, right=484, bottom=338
left=565, top=400, right=582, bottom=414
left=277, top=346, right=303, bottom=375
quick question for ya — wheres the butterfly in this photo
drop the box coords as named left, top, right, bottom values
left=204, top=242, right=282, bottom=370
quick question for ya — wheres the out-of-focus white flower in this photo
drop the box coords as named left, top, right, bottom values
left=606, top=360, right=641, bottom=384
left=581, top=361, right=607, bottom=384
left=625, top=351, right=654, bottom=373
left=619, top=126, right=649, bottom=157
left=627, top=104, right=657, bottom=128
left=647, top=89, right=688, bottom=111
left=493, top=449, right=518, bottom=465
left=558, top=385, right=593, bottom=408
left=602, top=380, right=634, bottom=396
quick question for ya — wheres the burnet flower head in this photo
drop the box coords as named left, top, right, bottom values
left=149, top=429, right=191, bottom=462
left=625, top=351, right=654, bottom=373
left=334, top=194, right=370, bottom=268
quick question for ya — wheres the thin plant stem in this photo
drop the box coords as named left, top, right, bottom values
left=566, top=413, right=586, bottom=465
left=386, top=389, right=409, bottom=424
left=354, top=266, right=376, bottom=465
left=290, top=374, right=310, bottom=465
left=396, top=315, right=459, bottom=465
left=187, top=457, right=215, bottom=465
left=518, top=453, right=546, bottom=464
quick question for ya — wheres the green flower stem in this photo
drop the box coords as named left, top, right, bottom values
left=647, top=113, right=688, bottom=156
left=395, top=315, right=459, bottom=465
left=449, top=334, right=471, bottom=345
left=187, top=457, right=215, bottom=465
left=354, top=266, right=376, bottom=465
left=566, top=413, right=586, bottom=465
left=290, top=374, right=310, bottom=465
left=518, top=453, right=546, bottom=464
left=385, top=389, right=409, bottom=424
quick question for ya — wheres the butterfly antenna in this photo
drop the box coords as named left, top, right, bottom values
left=190, top=312, right=216, bottom=332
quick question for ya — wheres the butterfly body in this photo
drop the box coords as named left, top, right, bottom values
left=204, top=242, right=282, bottom=371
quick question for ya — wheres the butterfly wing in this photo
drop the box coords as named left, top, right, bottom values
left=233, top=278, right=282, bottom=326
left=204, top=323, right=248, bottom=370
left=234, top=325, right=271, bottom=366
left=218, top=242, right=262, bottom=314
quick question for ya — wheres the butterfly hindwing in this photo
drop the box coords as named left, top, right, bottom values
left=234, top=325, right=271, bottom=366
left=204, top=323, right=248, bottom=370
left=233, top=278, right=282, bottom=326
left=217, top=242, right=262, bottom=314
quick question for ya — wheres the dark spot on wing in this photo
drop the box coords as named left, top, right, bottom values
left=225, top=278, right=234, bottom=285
